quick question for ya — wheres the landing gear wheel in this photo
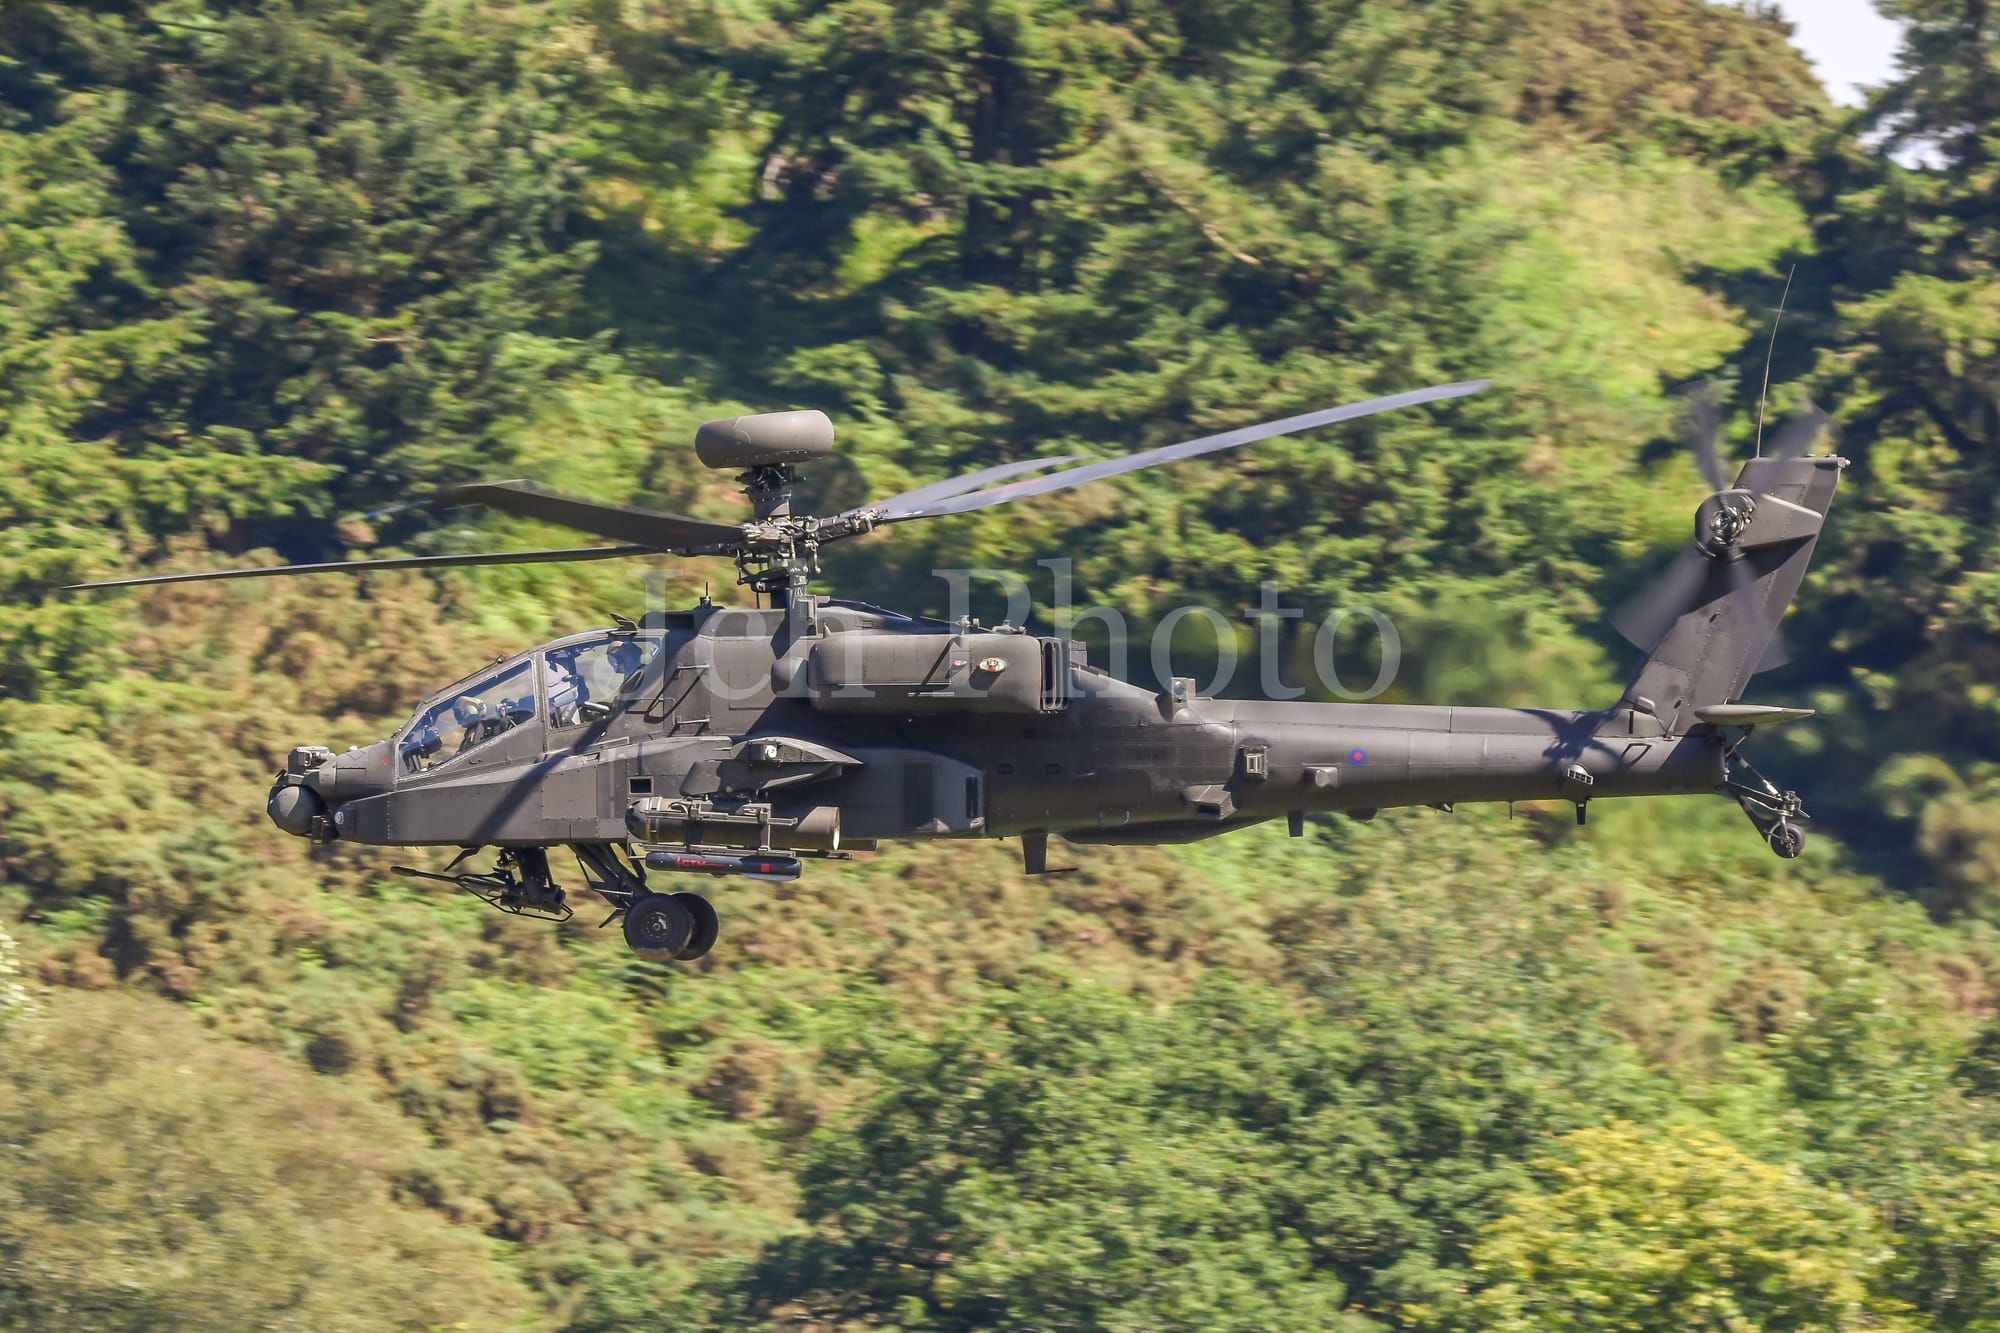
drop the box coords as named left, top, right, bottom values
left=1769, top=823, right=1806, bottom=859
left=671, top=893, right=719, bottom=961
left=623, top=892, right=694, bottom=961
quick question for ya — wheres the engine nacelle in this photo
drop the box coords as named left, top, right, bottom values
left=806, top=631, right=1063, bottom=715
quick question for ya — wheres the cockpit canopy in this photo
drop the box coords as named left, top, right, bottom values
left=545, top=634, right=659, bottom=728
left=399, top=658, right=536, bottom=774
left=397, top=633, right=665, bottom=775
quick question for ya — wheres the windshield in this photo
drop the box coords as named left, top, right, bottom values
left=399, top=659, right=538, bottom=774
left=545, top=634, right=661, bottom=728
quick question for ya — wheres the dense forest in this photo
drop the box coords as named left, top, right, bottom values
left=2, top=0, right=1998, bottom=1327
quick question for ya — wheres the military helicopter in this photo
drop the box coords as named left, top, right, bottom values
left=71, top=381, right=1844, bottom=963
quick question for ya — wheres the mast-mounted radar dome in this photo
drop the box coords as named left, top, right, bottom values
left=694, top=410, right=835, bottom=470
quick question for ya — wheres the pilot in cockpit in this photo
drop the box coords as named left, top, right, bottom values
left=607, top=638, right=646, bottom=691
left=452, top=692, right=525, bottom=751
left=547, top=637, right=650, bottom=728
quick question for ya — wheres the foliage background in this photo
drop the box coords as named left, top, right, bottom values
left=2, top=0, right=1998, bottom=1326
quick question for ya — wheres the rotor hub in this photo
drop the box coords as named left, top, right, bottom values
left=1696, top=489, right=1756, bottom=558
left=729, top=508, right=884, bottom=601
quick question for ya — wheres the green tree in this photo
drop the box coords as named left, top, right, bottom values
left=0, top=0, right=597, bottom=560
left=1, top=4, right=1995, bottom=1332
left=1461, top=1120, right=1916, bottom=1332
left=662, top=0, right=1826, bottom=703
left=1788, top=0, right=2000, bottom=908
left=716, top=981, right=1362, bottom=1331
left=1877, top=1141, right=2000, bottom=1330
left=714, top=951, right=1663, bottom=1328
left=0, top=989, right=533, bottom=1329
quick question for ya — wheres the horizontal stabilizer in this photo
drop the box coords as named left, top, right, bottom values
left=1692, top=704, right=1816, bottom=728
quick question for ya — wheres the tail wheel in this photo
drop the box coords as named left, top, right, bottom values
left=671, top=893, right=719, bottom=961
left=1769, top=823, right=1806, bottom=859
left=623, top=892, right=694, bottom=961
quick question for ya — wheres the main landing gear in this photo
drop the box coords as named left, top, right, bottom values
left=394, top=845, right=721, bottom=962
left=620, top=892, right=720, bottom=962
left=574, top=844, right=719, bottom=962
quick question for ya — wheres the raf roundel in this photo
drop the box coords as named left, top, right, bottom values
left=1349, top=749, right=1368, bottom=765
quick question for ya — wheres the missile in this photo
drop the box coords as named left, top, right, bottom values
left=641, top=848, right=803, bottom=882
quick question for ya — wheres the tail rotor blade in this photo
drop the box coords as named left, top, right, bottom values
left=1611, top=548, right=1711, bottom=651
left=1753, top=629, right=1793, bottom=674
left=1766, top=402, right=1830, bottom=463
left=1686, top=381, right=1730, bottom=492
left=1616, top=535, right=1803, bottom=669
left=1723, top=550, right=1794, bottom=673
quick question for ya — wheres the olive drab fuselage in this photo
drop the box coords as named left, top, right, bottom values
left=272, top=596, right=1725, bottom=859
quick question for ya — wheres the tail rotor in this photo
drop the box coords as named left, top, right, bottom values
left=1611, top=383, right=1834, bottom=673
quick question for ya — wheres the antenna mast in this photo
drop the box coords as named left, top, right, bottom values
left=1755, top=264, right=1797, bottom=459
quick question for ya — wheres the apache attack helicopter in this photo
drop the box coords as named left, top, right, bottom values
left=72, top=381, right=1844, bottom=963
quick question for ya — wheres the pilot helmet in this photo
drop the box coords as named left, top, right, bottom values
left=608, top=638, right=645, bottom=676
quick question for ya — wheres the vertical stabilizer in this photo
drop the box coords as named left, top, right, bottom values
left=1619, top=454, right=1844, bottom=734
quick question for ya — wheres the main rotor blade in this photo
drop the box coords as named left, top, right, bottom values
left=66, top=545, right=652, bottom=591
left=862, top=454, right=1083, bottom=516
left=874, top=380, right=1491, bottom=522
left=442, top=480, right=743, bottom=551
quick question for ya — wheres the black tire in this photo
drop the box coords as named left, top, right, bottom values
left=671, top=892, right=719, bottom=961
left=623, top=892, right=694, bottom=961
left=1769, top=824, right=1806, bottom=859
